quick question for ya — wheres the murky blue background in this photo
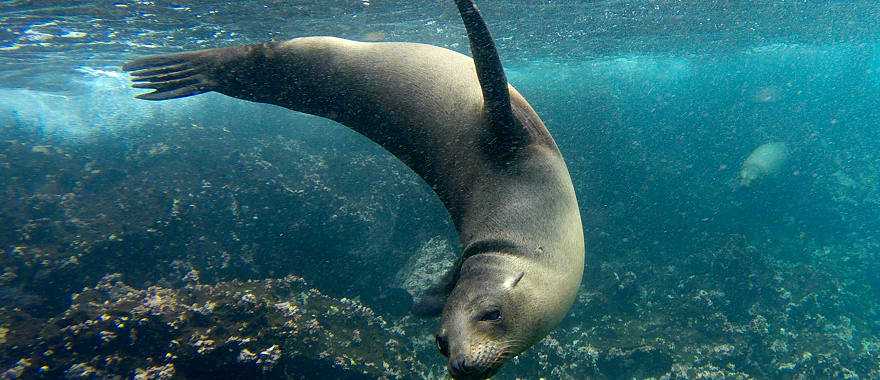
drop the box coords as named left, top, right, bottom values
left=1, top=1, right=879, bottom=378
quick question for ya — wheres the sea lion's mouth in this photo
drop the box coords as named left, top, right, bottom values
left=448, top=364, right=499, bottom=380
left=448, top=356, right=503, bottom=380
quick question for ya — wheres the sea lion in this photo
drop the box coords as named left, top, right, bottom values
left=739, top=142, right=789, bottom=187
left=122, top=0, right=584, bottom=378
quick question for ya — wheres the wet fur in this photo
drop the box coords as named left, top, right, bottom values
left=124, top=14, right=584, bottom=380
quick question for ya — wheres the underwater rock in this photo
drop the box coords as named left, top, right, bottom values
left=739, top=142, right=789, bottom=187
left=2, top=115, right=879, bottom=379
left=133, top=363, right=176, bottom=380
left=0, top=274, right=429, bottom=379
left=485, top=235, right=880, bottom=379
left=394, top=237, right=456, bottom=294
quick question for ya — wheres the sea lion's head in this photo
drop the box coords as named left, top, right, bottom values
left=739, top=165, right=759, bottom=187
left=434, top=253, right=555, bottom=379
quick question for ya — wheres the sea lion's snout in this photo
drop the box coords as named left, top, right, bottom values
left=448, top=355, right=498, bottom=380
left=437, top=266, right=529, bottom=379
left=436, top=331, right=495, bottom=378
left=437, top=330, right=499, bottom=378
left=739, top=167, right=757, bottom=187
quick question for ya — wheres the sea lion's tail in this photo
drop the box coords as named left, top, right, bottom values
left=454, top=0, right=528, bottom=149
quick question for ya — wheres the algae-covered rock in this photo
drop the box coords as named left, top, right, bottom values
left=2, top=111, right=879, bottom=379
left=1, top=274, right=428, bottom=379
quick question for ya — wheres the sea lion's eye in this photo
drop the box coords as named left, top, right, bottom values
left=479, top=309, right=502, bottom=322
left=435, top=334, right=450, bottom=357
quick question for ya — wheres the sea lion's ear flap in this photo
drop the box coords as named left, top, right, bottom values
left=505, top=271, right=525, bottom=289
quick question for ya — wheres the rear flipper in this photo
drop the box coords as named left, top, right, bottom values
left=122, top=45, right=262, bottom=101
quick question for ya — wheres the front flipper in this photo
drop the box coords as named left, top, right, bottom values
left=122, top=45, right=263, bottom=101
left=411, top=261, right=461, bottom=317
left=455, top=0, right=529, bottom=151
left=411, top=293, right=446, bottom=317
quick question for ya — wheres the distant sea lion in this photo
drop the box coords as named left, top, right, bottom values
left=739, top=142, right=789, bottom=187
left=122, top=0, right=584, bottom=378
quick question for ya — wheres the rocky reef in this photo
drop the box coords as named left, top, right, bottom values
left=495, top=234, right=880, bottom=379
left=0, top=119, right=446, bottom=379
left=1, top=274, right=426, bottom=379
left=2, top=114, right=879, bottom=379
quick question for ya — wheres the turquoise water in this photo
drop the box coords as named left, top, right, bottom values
left=1, top=1, right=879, bottom=378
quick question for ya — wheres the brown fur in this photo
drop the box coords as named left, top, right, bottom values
left=124, top=36, right=584, bottom=378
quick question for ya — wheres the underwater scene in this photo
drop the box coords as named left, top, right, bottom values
left=1, top=1, right=879, bottom=379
